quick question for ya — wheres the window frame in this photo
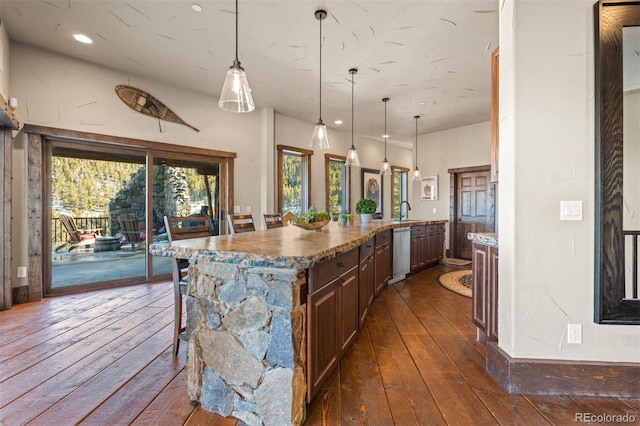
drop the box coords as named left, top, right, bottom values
left=277, top=144, right=313, bottom=215
left=391, top=166, right=410, bottom=219
left=324, top=154, right=351, bottom=214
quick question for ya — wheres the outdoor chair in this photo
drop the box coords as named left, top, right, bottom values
left=227, top=214, right=256, bottom=234
left=263, top=213, right=284, bottom=229
left=55, top=213, right=101, bottom=252
left=164, top=215, right=213, bottom=356
left=118, top=213, right=144, bottom=251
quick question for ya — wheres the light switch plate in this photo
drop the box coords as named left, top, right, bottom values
left=234, top=205, right=240, bottom=214
left=560, top=201, right=582, bottom=221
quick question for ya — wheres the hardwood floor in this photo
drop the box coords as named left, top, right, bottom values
left=1, top=265, right=637, bottom=425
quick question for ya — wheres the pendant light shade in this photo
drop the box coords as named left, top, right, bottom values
left=380, top=97, right=391, bottom=176
left=310, top=10, right=330, bottom=150
left=412, top=115, right=422, bottom=182
left=345, top=68, right=360, bottom=167
left=219, top=0, right=255, bottom=113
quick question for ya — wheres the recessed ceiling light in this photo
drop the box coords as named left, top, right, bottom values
left=73, top=34, right=93, bottom=44
left=192, top=4, right=202, bottom=12
left=334, top=120, right=343, bottom=125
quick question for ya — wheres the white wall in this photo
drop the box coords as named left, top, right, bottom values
left=499, top=0, right=640, bottom=362
left=411, top=121, right=491, bottom=245
left=0, top=16, right=9, bottom=100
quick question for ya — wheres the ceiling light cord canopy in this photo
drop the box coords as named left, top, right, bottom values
left=310, top=9, right=330, bottom=150
left=345, top=68, right=360, bottom=167
left=219, top=0, right=255, bottom=113
left=380, top=97, right=391, bottom=176
left=412, top=115, right=422, bottom=182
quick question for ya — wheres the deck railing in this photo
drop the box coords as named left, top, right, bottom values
left=52, top=216, right=111, bottom=245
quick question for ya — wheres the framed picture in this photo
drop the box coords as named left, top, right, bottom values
left=361, top=168, right=383, bottom=215
left=421, top=175, right=438, bottom=200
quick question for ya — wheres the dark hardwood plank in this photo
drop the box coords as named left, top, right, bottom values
left=339, top=326, right=394, bottom=425
left=380, top=287, right=498, bottom=425
left=27, top=324, right=174, bottom=425
left=571, top=397, right=640, bottom=423
left=393, top=280, right=550, bottom=425
left=0, top=287, right=171, bottom=372
left=0, top=283, right=167, bottom=344
left=526, top=395, right=606, bottom=425
left=620, top=398, right=640, bottom=411
left=131, top=369, right=197, bottom=425
left=0, top=310, right=171, bottom=425
left=366, top=299, right=446, bottom=425
left=185, top=406, right=239, bottom=425
left=305, top=366, right=342, bottom=426
left=80, top=348, right=183, bottom=424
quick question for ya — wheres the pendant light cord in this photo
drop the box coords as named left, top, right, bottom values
left=351, top=71, right=354, bottom=149
left=415, top=116, right=418, bottom=168
left=319, top=14, right=323, bottom=120
left=384, top=99, right=388, bottom=159
left=234, top=0, right=239, bottom=61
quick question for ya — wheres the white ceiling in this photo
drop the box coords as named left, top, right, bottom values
left=0, top=1, right=499, bottom=140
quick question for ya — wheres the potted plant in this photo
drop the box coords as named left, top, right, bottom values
left=355, top=198, right=377, bottom=223
left=347, top=213, right=354, bottom=226
left=338, top=212, right=348, bottom=226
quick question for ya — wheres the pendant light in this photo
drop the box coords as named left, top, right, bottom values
left=412, top=115, right=422, bottom=181
left=380, top=97, right=391, bottom=176
left=219, top=0, right=255, bottom=113
left=345, top=68, right=360, bottom=167
left=310, top=9, right=330, bottom=150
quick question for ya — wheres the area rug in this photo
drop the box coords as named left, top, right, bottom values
left=438, top=270, right=472, bottom=298
left=441, top=257, right=472, bottom=267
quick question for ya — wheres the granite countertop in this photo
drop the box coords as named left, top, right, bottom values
left=150, top=219, right=447, bottom=269
left=468, top=232, right=499, bottom=248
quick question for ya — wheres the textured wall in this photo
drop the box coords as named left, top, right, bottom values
left=499, top=0, right=640, bottom=362
left=0, top=17, right=9, bottom=100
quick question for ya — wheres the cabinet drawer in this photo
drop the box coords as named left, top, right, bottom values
left=411, top=225, right=425, bottom=236
left=425, top=224, right=438, bottom=234
left=375, top=229, right=392, bottom=247
left=310, top=247, right=358, bottom=294
left=360, top=238, right=375, bottom=262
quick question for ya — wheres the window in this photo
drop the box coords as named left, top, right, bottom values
left=277, top=145, right=312, bottom=215
left=392, top=166, right=409, bottom=219
left=325, top=154, right=350, bottom=214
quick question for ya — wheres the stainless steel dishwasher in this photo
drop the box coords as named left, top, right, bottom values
left=389, top=226, right=411, bottom=284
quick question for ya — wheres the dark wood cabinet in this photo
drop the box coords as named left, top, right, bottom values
left=472, top=242, right=498, bottom=341
left=307, top=247, right=359, bottom=401
left=359, top=238, right=375, bottom=327
left=375, top=230, right=392, bottom=295
left=410, top=224, right=445, bottom=272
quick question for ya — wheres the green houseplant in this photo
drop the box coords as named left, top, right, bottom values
left=355, top=198, right=377, bottom=223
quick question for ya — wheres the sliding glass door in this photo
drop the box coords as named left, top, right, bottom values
left=45, top=140, right=228, bottom=295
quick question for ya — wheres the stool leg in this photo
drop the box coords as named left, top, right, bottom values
left=173, top=282, right=182, bottom=356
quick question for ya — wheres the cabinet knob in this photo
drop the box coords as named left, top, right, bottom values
left=336, top=278, right=345, bottom=286
left=337, top=261, right=344, bottom=268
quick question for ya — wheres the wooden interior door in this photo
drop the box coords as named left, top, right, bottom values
left=450, top=167, right=495, bottom=259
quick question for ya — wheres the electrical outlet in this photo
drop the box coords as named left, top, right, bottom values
left=567, top=323, right=582, bottom=344
left=234, top=205, right=240, bottom=214
left=17, top=266, right=27, bottom=278
left=432, top=208, right=436, bottom=214
left=246, top=205, right=252, bottom=213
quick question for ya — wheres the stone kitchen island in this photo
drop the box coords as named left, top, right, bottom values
left=150, top=219, right=446, bottom=426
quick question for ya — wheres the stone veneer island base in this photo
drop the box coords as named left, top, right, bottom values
left=151, top=219, right=447, bottom=425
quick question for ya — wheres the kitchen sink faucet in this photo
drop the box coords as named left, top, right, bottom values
left=399, top=200, right=412, bottom=220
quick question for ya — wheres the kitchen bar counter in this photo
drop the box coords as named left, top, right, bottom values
left=150, top=219, right=446, bottom=426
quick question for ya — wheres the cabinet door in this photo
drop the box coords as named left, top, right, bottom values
left=410, top=234, right=423, bottom=271
left=339, top=266, right=360, bottom=352
left=359, top=254, right=374, bottom=326
left=307, top=280, right=339, bottom=401
left=472, top=243, right=488, bottom=331
left=375, top=242, right=392, bottom=295
left=487, top=247, right=499, bottom=341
